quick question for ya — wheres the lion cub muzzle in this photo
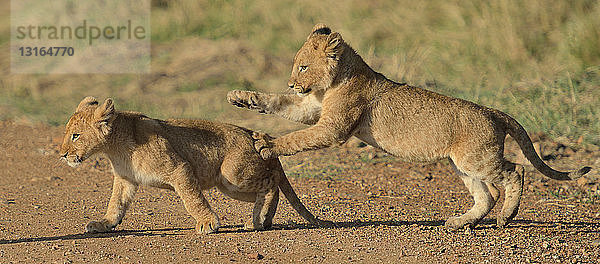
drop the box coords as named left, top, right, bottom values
left=60, top=152, right=83, bottom=168
left=289, top=83, right=312, bottom=97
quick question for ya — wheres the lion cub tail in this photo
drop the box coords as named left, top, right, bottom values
left=493, top=110, right=591, bottom=180
left=276, top=165, right=334, bottom=227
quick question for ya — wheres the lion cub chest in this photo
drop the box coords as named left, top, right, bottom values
left=109, top=155, right=173, bottom=189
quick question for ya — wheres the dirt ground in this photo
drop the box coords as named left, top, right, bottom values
left=1, top=120, right=599, bottom=263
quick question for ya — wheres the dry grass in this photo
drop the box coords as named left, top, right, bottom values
left=1, top=0, right=599, bottom=145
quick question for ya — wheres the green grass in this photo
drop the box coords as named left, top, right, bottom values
left=1, top=0, right=599, bottom=145
left=286, top=164, right=347, bottom=180
left=544, top=188, right=600, bottom=204
left=357, top=152, right=397, bottom=165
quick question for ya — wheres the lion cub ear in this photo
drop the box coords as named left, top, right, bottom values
left=94, top=98, right=115, bottom=135
left=325, top=32, right=344, bottom=60
left=310, top=23, right=331, bottom=38
left=76, top=96, right=98, bottom=112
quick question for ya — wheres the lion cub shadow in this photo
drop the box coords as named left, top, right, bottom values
left=216, top=219, right=446, bottom=234
left=472, top=219, right=600, bottom=231
left=0, top=227, right=191, bottom=245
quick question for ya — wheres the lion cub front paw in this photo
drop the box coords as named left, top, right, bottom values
left=227, top=90, right=268, bottom=113
left=444, top=216, right=469, bottom=231
left=85, top=220, right=115, bottom=233
left=252, top=132, right=276, bottom=159
left=196, top=215, right=220, bottom=234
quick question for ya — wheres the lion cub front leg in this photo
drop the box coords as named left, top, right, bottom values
left=173, top=170, right=220, bottom=234
left=86, top=176, right=138, bottom=233
left=227, top=90, right=273, bottom=114
left=227, top=90, right=322, bottom=125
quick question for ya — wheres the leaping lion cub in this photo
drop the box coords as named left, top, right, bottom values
left=59, top=96, right=331, bottom=234
left=227, top=24, right=591, bottom=230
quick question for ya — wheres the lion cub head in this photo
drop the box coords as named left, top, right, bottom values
left=59, top=96, right=115, bottom=167
left=288, top=23, right=345, bottom=97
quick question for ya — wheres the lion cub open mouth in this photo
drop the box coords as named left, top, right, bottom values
left=295, top=88, right=312, bottom=97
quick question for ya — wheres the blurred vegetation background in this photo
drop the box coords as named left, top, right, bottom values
left=1, top=0, right=599, bottom=145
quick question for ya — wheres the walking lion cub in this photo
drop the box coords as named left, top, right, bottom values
left=227, top=24, right=591, bottom=229
left=59, top=96, right=330, bottom=234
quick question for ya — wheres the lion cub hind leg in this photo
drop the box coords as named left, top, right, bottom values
left=215, top=187, right=277, bottom=230
left=245, top=186, right=280, bottom=231
left=260, top=187, right=279, bottom=229
left=173, top=169, right=220, bottom=234
left=486, top=182, right=500, bottom=203
left=446, top=159, right=501, bottom=230
left=497, top=161, right=524, bottom=227
left=445, top=175, right=497, bottom=230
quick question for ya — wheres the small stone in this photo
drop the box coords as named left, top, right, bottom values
left=247, top=252, right=263, bottom=260
left=424, top=173, right=433, bottom=181
left=37, top=148, right=51, bottom=155
left=542, top=242, right=550, bottom=249
left=464, top=227, right=473, bottom=235
left=47, top=176, right=62, bottom=181
left=367, top=152, right=378, bottom=159
left=286, top=220, right=298, bottom=229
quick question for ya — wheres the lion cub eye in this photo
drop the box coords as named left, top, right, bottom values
left=299, top=65, right=308, bottom=72
left=71, top=133, right=80, bottom=141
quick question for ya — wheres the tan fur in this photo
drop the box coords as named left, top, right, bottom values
left=60, top=96, right=331, bottom=234
left=227, top=24, right=591, bottom=229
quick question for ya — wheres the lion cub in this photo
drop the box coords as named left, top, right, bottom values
left=227, top=24, right=591, bottom=230
left=59, top=96, right=330, bottom=234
